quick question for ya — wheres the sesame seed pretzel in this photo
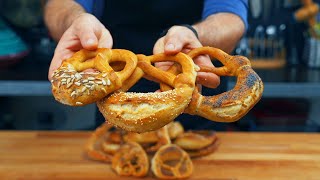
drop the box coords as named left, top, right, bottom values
left=97, top=52, right=197, bottom=133
left=161, top=46, right=264, bottom=123
left=51, top=48, right=137, bottom=106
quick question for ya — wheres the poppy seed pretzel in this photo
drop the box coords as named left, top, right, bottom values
left=51, top=48, right=137, bottom=106
left=161, top=47, right=264, bottom=123
left=186, top=47, right=264, bottom=122
left=97, top=52, right=197, bottom=133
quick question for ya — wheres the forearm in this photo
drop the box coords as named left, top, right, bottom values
left=44, top=0, right=86, bottom=41
left=194, top=13, right=245, bottom=53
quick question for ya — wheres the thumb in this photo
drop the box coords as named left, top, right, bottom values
left=164, top=35, right=184, bottom=55
left=77, top=26, right=99, bottom=50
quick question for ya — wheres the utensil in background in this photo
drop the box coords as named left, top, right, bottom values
left=266, top=25, right=277, bottom=58
left=250, top=0, right=263, bottom=19
left=253, top=25, right=265, bottom=58
left=235, top=37, right=250, bottom=57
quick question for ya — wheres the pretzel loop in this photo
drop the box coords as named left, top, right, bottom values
left=51, top=48, right=137, bottom=106
left=185, top=47, right=264, bottom=122
left=97, top=52, right=197, bottom=133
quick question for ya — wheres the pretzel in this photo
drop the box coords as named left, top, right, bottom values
left=123, top=122, right=184, bottom=144
left=151, top=144, right=194, bottom=179
left=97, top=52, right=197, bottom=133
left=85, top=122, right=114, bottom=163
left=174, top=131, right=216, bottom=150
left=51, top=48, right=137, bottom=106
left=111, top=142, right=149, bottom=177
left=161, top=47, right=264, bottom=122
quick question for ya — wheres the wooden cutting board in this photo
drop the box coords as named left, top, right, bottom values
left=1, top=131, right=320, bottom=180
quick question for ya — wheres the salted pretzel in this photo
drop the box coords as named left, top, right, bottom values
left=151, top=144, right=194, bottom=179
left=161, top=47, right=264, bottom=122
left=97, top=52, right=197, bottom=133
left=51, top=48, right=137, bottom=106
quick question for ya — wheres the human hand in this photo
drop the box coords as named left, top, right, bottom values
left=153, top=26, right=220, bottom=88
left=48, top=13, right=113, bottom=80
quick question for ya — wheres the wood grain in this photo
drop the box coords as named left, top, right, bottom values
left=1, top=131, right=320, bottom=180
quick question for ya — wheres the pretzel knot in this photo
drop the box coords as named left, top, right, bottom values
left=97, top=52, right=197, bottom=133
left=51, top=48, right=137, bottom=106
left=111, top=142, right=149, bottom=177
left=151, top=144, right=194, bottom=179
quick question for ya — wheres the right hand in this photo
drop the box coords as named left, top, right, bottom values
left=48, top=13, right=113, bottom=80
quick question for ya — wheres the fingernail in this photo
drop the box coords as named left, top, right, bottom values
left=166, top=43, right=175, bottom=51
left=86, top=38, right=95, bottom=46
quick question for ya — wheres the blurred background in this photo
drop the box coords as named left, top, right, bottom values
left=0, top=0, right=320, bottom=132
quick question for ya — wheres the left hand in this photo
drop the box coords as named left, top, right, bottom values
left=153, top=25, right=220, bottom=89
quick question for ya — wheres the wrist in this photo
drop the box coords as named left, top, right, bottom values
left=160, top=24, right=199, bottom=39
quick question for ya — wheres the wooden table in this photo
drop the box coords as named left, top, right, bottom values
left=1, top=131, right=320, bottom=180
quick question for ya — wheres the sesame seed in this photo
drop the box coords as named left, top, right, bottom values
left=71, top=91, right=76, bottom=98
left=61, top=78, right=67, bottom=82
left=75, top=82, right=81, bottom=86
left=82, top=79, right=88, bottom=83
left=81, top=87, right=87, bottom=93
left=66, top=78, right=71, bottom=84
left=76, top=102, right=83, bottom=105
left=106, top=79, right=111, bottom=85
left=50, top=80, right=54, bottom=83
left=75, top=73, right=82, bottom=80
left=101, top=88, right=107, bottom=93
left=102, top=73, right=108, bottom=77
left=66, top=82, right=73, bottom=88
left=96, top=81, right=103, bottom=85
left=88, top=77, right=95, bottom=81
left=102, top=79, right=107, bottom=85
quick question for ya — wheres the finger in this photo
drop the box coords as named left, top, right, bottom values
left=76, top=25, right=99, bottom=50
left=193, top=55, right=220, bottom=88
left=97, top=26, right=113, bottom=48
left=153, top=37, right=165, bottom=54
left=163, top=31, right=184, bottom=55
left=48, top=49, right=73, bottom=80
left=197, top=72, right=220, bottom=88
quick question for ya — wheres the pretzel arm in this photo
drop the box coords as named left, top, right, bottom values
left=186, top=47, right=264, bottom=122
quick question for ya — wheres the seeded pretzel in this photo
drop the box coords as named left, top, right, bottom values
left=161, top=47, right=264, bottom=122
left=151, top=144, right=194, bottom=179
left=97, top=52, right=197, bottom=133
left=186, top=47, right=264, bottom=122
left=111, top=142, right=149, bottom=177
left=51, top=48, right=137, bottom=106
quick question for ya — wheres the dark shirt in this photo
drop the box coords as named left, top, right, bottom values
left=75, top=0, right=248, bottom=130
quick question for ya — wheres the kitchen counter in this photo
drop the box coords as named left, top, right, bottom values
left=1, top=131, right=320, bottom=179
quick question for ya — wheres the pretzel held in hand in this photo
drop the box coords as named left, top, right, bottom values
left=161, top=47, right=264, bottom=122
left=97, top=53, right=197, bottom=133
left=51, top=48, right=137, bottom=106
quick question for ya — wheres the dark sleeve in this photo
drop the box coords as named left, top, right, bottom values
left=202, top=0, right=248, bottom=30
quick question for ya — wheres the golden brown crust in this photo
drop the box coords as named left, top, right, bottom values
left=174, top=131, right=216, bottom=150
left=51, top=48, right=137, bottom=106
left=185, top=47, right=264, bottom=122
left=85, top=122, right=114, bottom=163
left=97, top=53, right=196, bottom=133
left=151, top=144, right=194, bottom=179
left=111, top=142, right=149, bottom=177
